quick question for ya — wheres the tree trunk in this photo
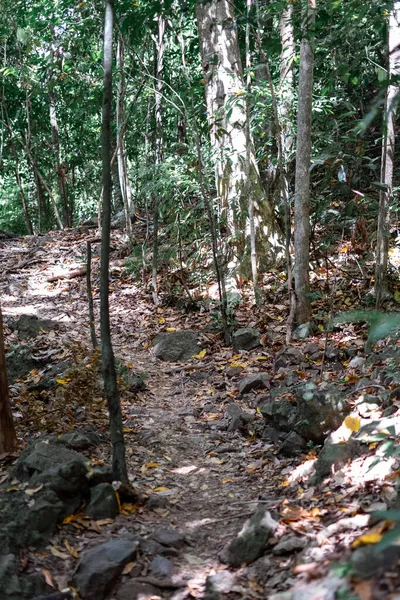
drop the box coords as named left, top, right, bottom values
left=116, top=36, right=133, bottom=234
left=49, top=89, right=70, bottom=228
left=0, top=307, right=17, bottom=454
left=152, top=8, right=166, bottom=306
left=375, top=0, right=400, bottom=308
left=196, top=0, right=282, bottom=274
left=294, top=0, right=316, bottom=325
left=100, top=0, right=128, bottom=483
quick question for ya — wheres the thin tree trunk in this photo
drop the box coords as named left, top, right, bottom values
left=100, top=0, right=128, bottom=483
left=116, top=36, right=133, bottom=234
left=375, top=0, right=400, bottom=308
left=152, top=9, right=166, bottom=306
left=294, top=0, right=316, bottom=325
left=0, top=306, right=17, bottom=454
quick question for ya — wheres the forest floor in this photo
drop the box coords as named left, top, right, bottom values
left=1, top=223, right=400, bottom=600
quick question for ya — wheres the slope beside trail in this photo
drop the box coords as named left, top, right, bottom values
left=1, top=225, right=399, bottom=600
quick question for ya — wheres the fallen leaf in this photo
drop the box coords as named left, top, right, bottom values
left=25, top=484, right=44, bottom=496
left=122, top=561, right=136, bottom=575
left=42, top=569, right=55, bottom=588
left=344, top=415, right=361, bottom=432
left=193, top=349, right=207, bottom=359
left=50, top=546, right=70, bottom=560
left=64, top=539, right=79, bottom=558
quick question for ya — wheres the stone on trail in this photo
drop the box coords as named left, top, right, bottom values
left=154, top=330, right=200, bottom=362
left=73, top=539, right=139, bottom=600
left=238, top=373, right=271, bottom=396
left=232, top=327, right=260, bottom=352
left=86, top=483, right=119, bottom=519
left=204, top=570, right=236, bottom=600
left=151, top=555, right=174, bottom=578
left=116, top=580, right=161, bottom=600
left=269, top=575, right=349, bottom=600
left=0, top=553, right=52, bottom=600
left=311, top=438, right=367, bottom=483
left=220, top=507, right=278, bottom=566
left=6, top=344, right=43, bottom=384
left=14, top=441, right=88, bottom=482
left=151, top=527, right=187, bottom=549
left=11, top=313, right=58, bottom=340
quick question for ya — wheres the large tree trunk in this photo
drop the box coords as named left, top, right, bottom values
left=375, top=0, right=400, bottom=308
left=196, top=0, right=282, bottom=274
left=116, top=36, right=133, bottom=234
left=100, top=0, right=128, bottom=483
left=0, top=307, right=17, bottom=454
left=294, top=0, right=316, bottom=325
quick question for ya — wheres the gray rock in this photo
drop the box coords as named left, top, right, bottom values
left=86, top=483, right=119, bottom=519
left=147, top=495, right=170, bottom=510
left=0, top=489, right=64, bottom=554
left=0, top=553, right=51, bottom=600
left=239, top=373, right=271, bottom=396
left=225, top=366, right=243, bottom=378
left=124, top=374, right=146, bottom=393
left=232, top=328, right=260, bottom=352
left=6, top=345, right=43, bottom=384
left=116, top=580, right=161, bottom=600
left=220, top=507, right=278, bottom=566
left=12, top=314, right=57, bottom=340
left=259, top=381, right=350, bottom=444
left=73, top=540, right=139, bottom=600
left=189, top=371, right=209, bottom=382
left=204, top=570, right=236, bottom=599
left=285, top=347, right=306, bottom=364
left=87, top=465, right=114, bottom=486
left=280, top=431, right=307, bottom=456
left=31, top=459, right=89, bottom=498
left=246, top=556, right=273, bottom=585
left=151, top=555, right=174, bottom=578
left=14, top=441, right=87, bottom=482
left=55, top=431, right=101, bottom=450
left=312, top=438, right=367, bottom=483
left=154, top=331, right=200, bottom=362
left=269, top=575, right=349, bottom=600
left=151, top=528, right=186, bottom=549
left=304, top=343, right=319, bottom=355
left=272, top=536, right=307, bottom=555
left=351, top=544, right=400, bottom=579
left=347, top=356, right=366, bottom=369
left=292, top=322, right=313, bottom=340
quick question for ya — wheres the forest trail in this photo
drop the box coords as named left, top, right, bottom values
left=0, top=225, right=289, bottom=599
left=2, top=226, right=400, bottom=600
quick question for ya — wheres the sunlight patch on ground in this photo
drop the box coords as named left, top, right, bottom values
left=170, top=465, right=199, bottom=475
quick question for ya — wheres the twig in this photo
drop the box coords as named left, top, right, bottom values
left=347, top=384, right=386, bottom=395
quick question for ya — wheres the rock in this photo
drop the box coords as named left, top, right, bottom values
left=280, top=431, right=307, bottom=456
left=86, top=483, right=119, bottom=519
left=154, top=331, right=200, bottom=362
left=12, top=314, right=57, bottom=340
left=0, top=489, right=64, bottom=554
left=262, top=426, right=281, bottom=445
left=13, top=441, right=87, bottom=482
left=259, top=381, right=350, bottom=444
left=6, top=345, right=43, bottom=384
left=31, top=459, right=90, bottom=498
left=27, top=361, right=73, bottom=394
left=73, top=539, right=139, bottom=600
left=347, top=355, right=366, bottom=369
left=269, top=575, right=349, bottom=600
left=204, top=570, right=236, bottom=599
left=55, top=431, right=101, bottom=450
left=147, top=495, right=170, bottom=510
left=189, top=371, right=209, bottom=382
left=311, top=438, right=366, bottom=483
left=220, top=507, right=278, bottom=566
left=238, top=373, right=271, bottom=396
left=325, top=346, right=340, bottom=360
left=272, top=536, right=307, bottom=555
left=292, top=322, right=313, bottom=340
left=284, top=347, right=306, bottom=364
left=151, top=528, right=186, bottom=549
left=304, top=343, right=319, bottom=355
left=246, top=556, right=273, bottom=585
left=226, top=404, right=253, bottom=433
left=232, top=328, right=260, bottom=352
left=351, top=544, right=400, bottom=579
left=151, top=555, right=174, bottom=578
left=116, top=580, right=161, bottom=600
left=87, top=465, right=114, bottom=486
left=124, top=374, right=146, bottom=393
left=225, top=366, right=243, bottom=378
left=0, top=553, right=51, bottom=600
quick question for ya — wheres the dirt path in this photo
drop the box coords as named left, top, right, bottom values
left=0, top=228, right=290, bottom=599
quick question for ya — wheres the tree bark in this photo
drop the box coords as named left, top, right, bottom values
left=116, top=36, right=133, bottom=234
left=196, top=0, right=282, bottom=274
left=100, top=0, right=128, bottom=483
left=152, top=8, right=166, bottom=305
left=375, top=0, right=400, bottom=308
left=294, top=0, right=316, bottom=325
left=0, top=306, right=17, bottom=454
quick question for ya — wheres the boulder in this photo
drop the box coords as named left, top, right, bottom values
left=0, top=553, right=51, bottom=600
left=86, top=483, right=119, bottom=519
left=13, top=441, right=88, bottom=482
left=6, top=345, right=43, bottom=384
left=154, top=331, right=200, bottom=362
left=151, top=527, right=186, bottom=549
left=204, top=570, right=236, bottom=600
left=311, top=438, right=367, bottom=483
left=31, top=459, right=90, bottom=498
left=220, top=507, right=278, bottom=566
left=73, top=540, right=139, bottom=600
left=11, top=314, right=58, bottom=340
left=150, top=555, right=174, bottom=578
left=232, top=328, right=260, bottom=352
left=259, top=382, right=350, bottom=444
left=280, top=431, right=307, bottom=456
left=239, top=373, right=271, bottom=397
